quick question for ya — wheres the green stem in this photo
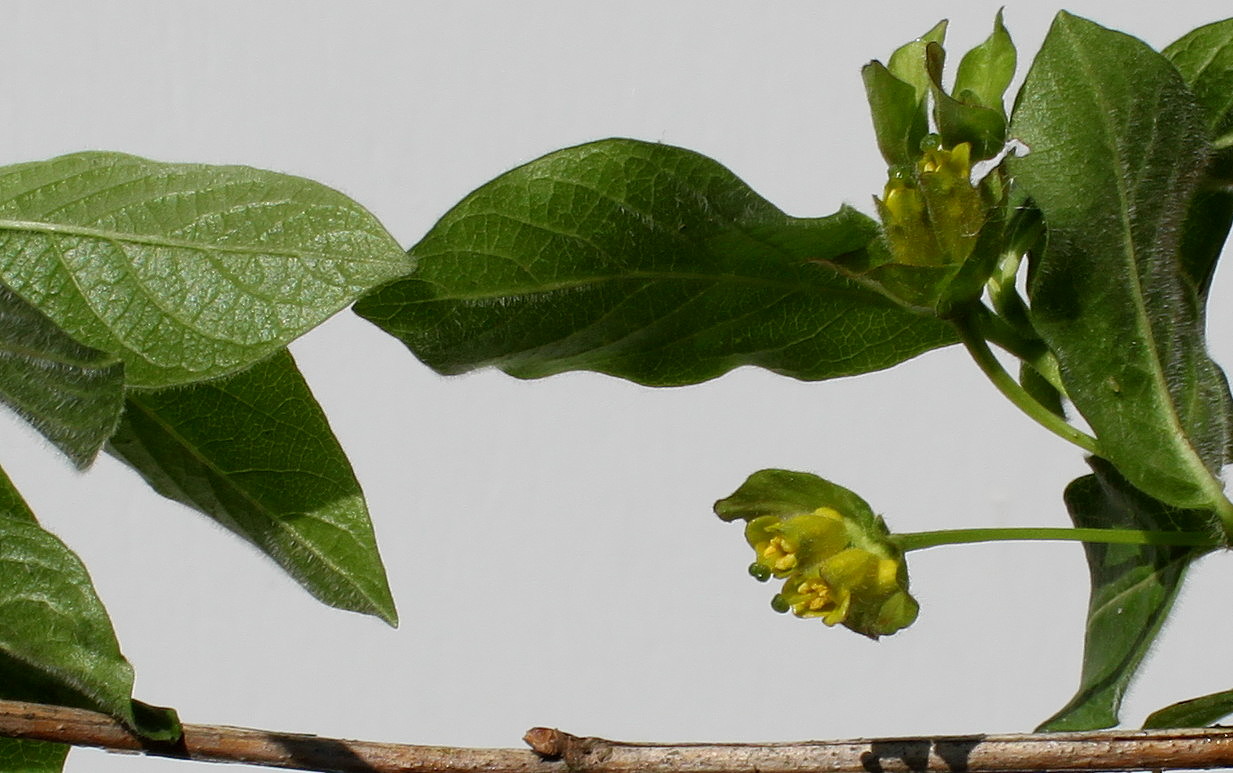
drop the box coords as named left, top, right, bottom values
left=953, top=311, right=1100, bottom=455
left=892, top=526, right=1219, bottom=553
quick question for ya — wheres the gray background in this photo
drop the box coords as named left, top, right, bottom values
left=1, top=2, right=1231, bottom=770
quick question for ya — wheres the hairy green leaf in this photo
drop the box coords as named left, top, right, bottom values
left=0, top=283, right=123, bottom=468
left=1165, top=18, right=1233, bottom=297
left=0, top=466, right=149, bottom=735
left=0, top=738, right=67, bottom=773
left=0, top=152, right=411, bottom=388
left=107, top=349, right=397, bottom=625
left=355, top=139, right=956, bottom=385
left=1010, top=13, right=1232, bottom=517
left=1039, top=458, right=1212, bottom=731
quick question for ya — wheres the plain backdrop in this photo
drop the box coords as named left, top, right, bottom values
left=2, top=2, right=1233, bottom=770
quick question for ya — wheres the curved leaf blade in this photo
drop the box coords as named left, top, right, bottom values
left=1038, top=458, right=1212, bottom=731
left=0, top=152, right=411, bottom=388
left=1009, top=12, right=1232, bottom=515
left=0, top=466, right=137, bottom=729
left=1144, top=687, right=1233, bottom=729
left=107, top=349, right=397, bottom=625
left=355, top=139, right=956, bottom=386
left=0, top=283, right=123, bottom=468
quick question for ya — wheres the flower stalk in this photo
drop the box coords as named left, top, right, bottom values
left=891, top=526, right=1220, bottom=553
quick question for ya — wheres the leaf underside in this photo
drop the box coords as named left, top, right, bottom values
left=1038, top=458, right=1212, bottom=731
left=1164, top=17, right=1233, bottom=298
left=0, top=282, right=123, bottom=468
left=0, top=151, right=412, bottom=388
left=107, top=349, right=397, bottom=625
left=0, top=465, right=138, bottom=729
left=1010, top=12, right=1231, bottom=514
left=355, top=138, right=957, bottom=386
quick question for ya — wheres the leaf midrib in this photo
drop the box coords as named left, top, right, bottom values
left=0, top=218, right=406, bottom=266
left=121, top=398, right=378, bottom=610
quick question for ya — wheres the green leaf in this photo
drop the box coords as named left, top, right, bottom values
left=355, top=139, right=956, bottom=386
left=1009, top=12, right=1233, bottom=517
left=1139, top=690, right=1233, bottom=729
left=1038, top=458, right=1212, bottom=731
left=954, top=9, right=1017, bottom=114
left=0, top=152, right=411, bottom=388
left=0, top=738, right=67, bottom=773
left=1144, top=687, right=1233, bottom=728
left=0, top=465, right=175, bottom=740
left=1165, top=19, right=1233, bottom=297
left=0, top=283, right=123, bottom=468
left=107, top=349, right=397, bottom=625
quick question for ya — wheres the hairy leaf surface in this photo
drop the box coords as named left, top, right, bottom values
left=1010, top=13, right=1232, bottom=514
left=107, top=349, right=396, bottom=624
left=0, top=466, right=141, bottom=732
left=355, top=139, right=956, bottom=385
left=0, top=152, right=411, bottom=388
left=0, top=283, right=123, bottom=468
left=1165, top=18, right=1233, bottom=296
left=1039, top=459, right=1212, bottom=731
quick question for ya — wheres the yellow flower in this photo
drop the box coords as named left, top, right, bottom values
left=717, top=469, right=921, bottom=638
left=745, top=508, right=848, bottom=580
left=876, top=141, right=985, bottom=268
left=777, top=572, right=852, bottom=626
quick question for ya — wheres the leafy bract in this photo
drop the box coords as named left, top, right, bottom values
left=1009, top=13, right=1233, bottom=519
left=1038, top=459, right=1212, bottom=731
left=0, top=282, right=123, bottom=468
left=954, top=9, right=1017, bottom=115
left=0, top=738, right=67, bottom=772
left=0, top=152, right=411, bottom=389
left=1143, top=687, right=1233, bottom=728
left=355, top=139, right=956, bottom=386
left=887, top=20, right=948, bottom=105
left=0, top=465, right=175, bottom=741
left=862, top=61, right=928, bottom=168
left=107, top=349, right=396, bottom=625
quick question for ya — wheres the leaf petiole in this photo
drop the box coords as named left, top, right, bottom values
left=891, top=526, right=1219, bottom=552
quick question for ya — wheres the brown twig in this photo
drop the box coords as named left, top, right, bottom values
left=6, top=698, right=1233, bottom=772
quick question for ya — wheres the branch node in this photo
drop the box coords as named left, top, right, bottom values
left=525, top=727, right=568, bottom=758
